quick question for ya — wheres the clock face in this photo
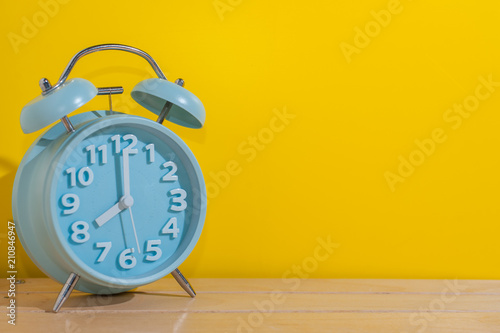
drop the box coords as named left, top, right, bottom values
left=47, top=116, right=205, bottom=284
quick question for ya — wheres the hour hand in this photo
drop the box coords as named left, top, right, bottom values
left=95, top=195, right=134, bottom=227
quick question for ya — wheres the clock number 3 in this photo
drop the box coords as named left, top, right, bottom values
left=169, top=189, right=187, bottom=211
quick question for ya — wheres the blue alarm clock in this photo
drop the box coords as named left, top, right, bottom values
left=12, top=44, right=207, bottom=312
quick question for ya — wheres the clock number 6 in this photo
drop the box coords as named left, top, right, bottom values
left=119, top=248, right=137, bottom=269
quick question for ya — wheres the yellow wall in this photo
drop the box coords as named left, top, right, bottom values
left=1, top=0, right=500, bottom=279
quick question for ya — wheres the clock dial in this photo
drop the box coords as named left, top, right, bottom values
left=50, top=118, right=204, bottom=282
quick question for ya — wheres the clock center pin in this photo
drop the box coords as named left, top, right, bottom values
left=119, top=195, right=134, bottom=209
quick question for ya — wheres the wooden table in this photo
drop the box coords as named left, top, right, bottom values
left=1, top=278, right=500, bottom=332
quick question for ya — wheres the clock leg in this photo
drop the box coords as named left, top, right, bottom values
left=53, top=272, right=80, bottom=312
left=171, top=268, right=196, bottom=297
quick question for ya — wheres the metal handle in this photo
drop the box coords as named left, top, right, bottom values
left=43, top=44, right=167, bottom=95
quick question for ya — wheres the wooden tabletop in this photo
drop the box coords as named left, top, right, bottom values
left=1, top=278, right=500, bottom=332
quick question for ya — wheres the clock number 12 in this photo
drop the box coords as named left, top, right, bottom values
left=111, top=134, right=138, bottom=154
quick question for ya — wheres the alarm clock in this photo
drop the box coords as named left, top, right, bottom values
left=11, top=44, right=207, bottom=312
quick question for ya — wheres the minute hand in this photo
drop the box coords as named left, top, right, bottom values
left=121, top=145, right=140, bottom=253
left=123, top=148, right=131, bottom=197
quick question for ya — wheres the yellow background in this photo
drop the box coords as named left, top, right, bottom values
left=1, top=0, right=500, bottom=279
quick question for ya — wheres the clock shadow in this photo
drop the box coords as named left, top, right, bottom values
left=47, top=290, right=190, bottom=312
left=131, top=291, right=194, bottom=298
left=53, top=291, right=135, bottom=310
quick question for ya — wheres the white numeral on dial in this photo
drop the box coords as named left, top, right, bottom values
left=85, top=145, right=96, bottom=164
left=111, top=134, right=138, bottom=154
left=61, top=193, right=80, bottom=214
left=169, top=189, right=187, bottom=211
left=64, top=167, right=77, bottom=187
left=162, top=161, right=178, bottom=182
left=97, top=145, right=107, bottom=164
left=145, top=240, right=162, bottom=261
left=111, top=135, right=121, bottom=153
left=122, top=134, right=138, bottom=153
left=85, top=144, right=108, bottom=165
left=70, top=221, right=90, bottom=244
left=119, top=248, right=136, bottom=269
left=145, top=143, right=155, bottom=163
left=95, top=242, right=112, bottom=262
left=161, top=217, right=180, bottom=238
left=65, top=167, right=94, bottom=187
left=78, top=167, right=94, bottom=186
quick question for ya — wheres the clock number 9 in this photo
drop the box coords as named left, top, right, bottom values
left=61, top=194, right=80, bottom=215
